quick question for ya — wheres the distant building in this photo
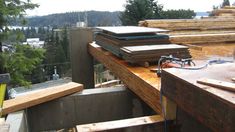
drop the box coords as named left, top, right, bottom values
left=76, top=22, right=87, bottom=27
left=23, top=38, right=45, bottom=48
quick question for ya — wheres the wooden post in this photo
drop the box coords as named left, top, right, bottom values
left=69, top=28, right=94, bottom=89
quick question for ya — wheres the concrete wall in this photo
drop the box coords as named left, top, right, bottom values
left=26, top=87, right=155, bottom=132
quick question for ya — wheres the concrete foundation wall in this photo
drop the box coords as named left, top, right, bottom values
left=26, top=87, right=155, bottom=132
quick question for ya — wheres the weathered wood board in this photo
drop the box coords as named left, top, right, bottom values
left=161, top=63, right=235, bottom=132
left=76, top=115, right=164, bottom=132
left=2, top=82, right=83, bottom=115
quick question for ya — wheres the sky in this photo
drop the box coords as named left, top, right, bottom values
left=26, top=0, right=235, bottom=16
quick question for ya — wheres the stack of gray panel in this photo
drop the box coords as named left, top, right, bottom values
left=95, top=26, right=191, bottom=64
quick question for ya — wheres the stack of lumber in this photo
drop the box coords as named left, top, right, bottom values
left=96, top=26, right=170, bottom=57
left=120, top=44, right=191, bottom=63
left=139, top=19, right=235, bottom=31
left=139, top=14, right=235, bottom=60
left=211, top=6, right=235, bottom=17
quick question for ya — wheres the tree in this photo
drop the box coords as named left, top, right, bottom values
left=161, top=9, right=195, bottom=19
left=120, top=0, right=163, bottom=25
left=1, top=44, right=45, bottom=86
left=0, top=0, right=38, bottom=73
left=60, top=27, right=69, bottom=60
left=222, top=0, right=230, bottom=7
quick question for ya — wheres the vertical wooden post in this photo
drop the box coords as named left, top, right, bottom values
left=69, top=28, right=94, bottom=89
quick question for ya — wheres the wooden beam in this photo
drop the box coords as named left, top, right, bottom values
left=89, top=43, right=176, bottom=120
left=170, top=33, right=235, bottom=44
left=76, top=115, right=164, bottom=132
left=161, top=63, right=235, bottom=132
left=2, top=82, right=83, bottom=115
left=140, top=19, right=235, bottom=30
left=197, top=78, right=235, bottom=92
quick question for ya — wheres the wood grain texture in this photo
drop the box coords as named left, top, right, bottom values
left=197, top=78, right=235, bottom=92
left=89, top=43, right=176, bottom=119
left=161, top=63, right=235, bottom=132
left=2, top=82, right=83, bottom=115
left=77, top=115, right=164, bottom=132
left=140, top=19, right=235, bottom=31
left=170, top=33, right=235, bottom=44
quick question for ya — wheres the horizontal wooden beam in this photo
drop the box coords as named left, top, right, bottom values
left=170, top=33, right=235, bottom=44
left=89, top=43, right=176, bottom=120
left=2, top=82, right=83, bottom=115
left=76, top=115, right=164, bottom=132
left=140, top=19, right=235, bottom=30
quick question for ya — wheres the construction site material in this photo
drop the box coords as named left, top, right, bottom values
left=140, top=19, right=235, bottom=31
left=97, top=26, right=168, bottom=35
left=170, top=33, right=235, bottom=44
left=161, top=63, right=235, bottom=132
left=197, top=78, right=235, bottom=92
left=70, top=28, right=94, bottom=89
left=76, top=115, right=164, bottom=132
left=120, top=44, right=191, bottom=63
left=89, top=43, right=176, bottom=120
left=189, top=43, right=235, bottom=59
left=2, top=82, right=83, bottom=115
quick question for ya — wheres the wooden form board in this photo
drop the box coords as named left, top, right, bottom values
left=197, top=78, right=235, bottom=92
left=140, top=19, right=235, bottom=30
left=2, top=82, right=83, bottom=115
left=170, top=33, right=235, bottom=44
left=77, top=115, right=164, bottom=131
left=89, top=43, right=176, bottom=120
left=161, top=63, right=235, bottom=132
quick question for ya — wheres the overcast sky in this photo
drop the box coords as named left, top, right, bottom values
left=26, top=0, right=235, bottom=16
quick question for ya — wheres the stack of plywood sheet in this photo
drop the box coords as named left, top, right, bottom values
left=120, top=44, right=191, bottom=63
left=95, top=26, right=191, bottom=64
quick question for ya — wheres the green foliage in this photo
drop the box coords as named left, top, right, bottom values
left=1, top=44, right=45, bottom=86
left=120, top=0, right=196, bottom=25
left=0, top=0, right=38, bottom=42
left=0, top=0, right=38, bottom=74
left=161, top=9, right=196, bottom=19
left=222, top=0, right=230, bottom=7
left=120, top=0, right=163, bottom=25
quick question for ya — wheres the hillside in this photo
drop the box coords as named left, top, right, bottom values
left=25, top=11, right=121, bottom=27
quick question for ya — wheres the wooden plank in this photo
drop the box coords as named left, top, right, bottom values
left=170, top=33, right=235, bottom=44
left=76, top=115, right=164, bottom=132
left=161, top=63, right=235, bottom=132
left=140, top=19, right=235, bottom=30
left=2, top=82, right=83, bottom=115
left=89, top=43, right=176, bottom=120
left=197, top=78, right=235, bottom=92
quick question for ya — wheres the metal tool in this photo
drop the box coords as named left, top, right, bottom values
left=156, top=55, right=194, bottom=77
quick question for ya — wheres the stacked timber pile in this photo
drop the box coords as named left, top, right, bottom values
left=211, top=6, right=235, bottom=17
left=95, top=26, right=191, bottom=64
left=139, top=15, right=235, bottom=59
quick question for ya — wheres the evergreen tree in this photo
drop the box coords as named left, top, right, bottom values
left=222, top=0, right=230, bottom=7
left=120, top=0, right=163, bottom=25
